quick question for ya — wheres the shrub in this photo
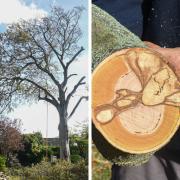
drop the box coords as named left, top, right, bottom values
left=49, top=146, right=59, bottom=158
left=6, top=153, right=21, bottom=168
left=71, top=154, right=82, bottom=163
left=18, top=132, right=46, bottom=166
left=70, top=133, right=88, bottom=164
left=0, top=155, right=6, bottom=172
left=7, top=160, right=87, bottom=180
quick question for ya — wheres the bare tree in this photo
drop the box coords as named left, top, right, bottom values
left=0, top=6, right=88, bottom=161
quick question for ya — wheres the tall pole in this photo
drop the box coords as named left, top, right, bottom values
left=46, top=101, right=49, bottom=158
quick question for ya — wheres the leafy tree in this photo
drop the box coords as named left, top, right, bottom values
left=0, top=6, right=88, bottom=161
left=18, top=132, right=46, bottom=166
left=0, top=116, right=23, bottom=157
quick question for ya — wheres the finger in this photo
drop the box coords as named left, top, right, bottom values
left=144, top=41, right=170, bottom=56
left=144, top=42, right=180, bottom=78
left=144, top=41, right=161, bottom=49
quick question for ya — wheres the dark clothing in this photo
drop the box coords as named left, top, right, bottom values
left=112, top=155, right=180, bottom=180
left=142, top=0, right=180, bottom=47
left=93, top=0, right=180, bottom=179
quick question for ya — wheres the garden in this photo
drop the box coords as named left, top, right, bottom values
left=0, top=117, right=88, bottom=179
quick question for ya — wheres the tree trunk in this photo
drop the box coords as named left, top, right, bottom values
left=58, top=109, right=70, bottom=161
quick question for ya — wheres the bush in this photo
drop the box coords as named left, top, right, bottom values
left=70, top=134, right=88, bottom=164
left=8, top=160, right=87, bottom=180
left=49, top=146, right=59, bottom=158
left=0, top=155, right=6, bottom=172
left=71, top=155, right=82, bottom=163
left=6, top=153, right=21, bottom=168
left=18, top=132, right=46, bottom=166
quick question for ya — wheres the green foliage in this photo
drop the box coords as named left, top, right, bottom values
left=71, top=155, right=82, bottom=163
left=69, top=128, right=88, bottom=163
left=92, top=144, right=111, bottom=180
left=0, top=155, right=6, bottom=172
left=48, top=146, right=59, bottom=158
left=6, top=153, right=21, bottom=168
left=8, top=160, right=87, bottom=180
left=47, top=136, right=88, bottom=164
left=17, top=132, right=46, bottom=166
left=16, top=129, right=88, bottom=166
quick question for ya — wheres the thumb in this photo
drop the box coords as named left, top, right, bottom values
left=144, top=41, right=180, bottom=78
left=144, top=41, right=161, bottom=49
left=144, top=41, right=173, bottom=58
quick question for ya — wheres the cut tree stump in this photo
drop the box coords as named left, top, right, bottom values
left=92, top=48, right=180, bottom=154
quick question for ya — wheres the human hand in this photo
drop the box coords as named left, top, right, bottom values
left=144, top=41, right=180, bottom=78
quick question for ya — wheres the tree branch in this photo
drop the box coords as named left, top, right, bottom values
left=61, top=47, right=84, bottom=88
left=30, top=34, right=48, bottom=60
left=66, top=76, right=86, bottom=106
left=38, top=93, right=56, bottom=106
left=68, top=96, right=88, bottom=119
left=14, top=77, right=58, bottom=105
left=66, top=46, right=84, bottom=68
left=42, top=30, right=66, bottom=70
left=29, top=54, right=60, bottom=87
left=0, top=78, right=23, bottom=114
left=67, top=73, right=77, bottom=80
left=61, top=73, right=78, bottom=88
left=21, top=62, right=35, bottom=71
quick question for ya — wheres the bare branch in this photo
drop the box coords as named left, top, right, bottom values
left=61, top=73, right=78, bottom=88
left=66, top=46, right=84, bottom=68
left=30, top=33, right=48, bottom=59
left=68, top=96, right=88, bottom=119
left=21, top=62, right=35, bottom=71
left=67, top=73, right=77, bottom=80
left=38, top=93, right=57, bottom=106
left=30, top=54, right=60, bottom=86
left=66, top=76, right=86, bottom=106
left=42, top=30, right=66, bottom=70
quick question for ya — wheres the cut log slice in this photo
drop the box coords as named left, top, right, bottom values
left=92, top=48, right=180, bottom=154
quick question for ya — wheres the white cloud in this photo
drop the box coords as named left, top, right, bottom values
left=0, top=0, right=47, bottom=24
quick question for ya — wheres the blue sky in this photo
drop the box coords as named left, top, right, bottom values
left=0, top=0, right=89, bottom=137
